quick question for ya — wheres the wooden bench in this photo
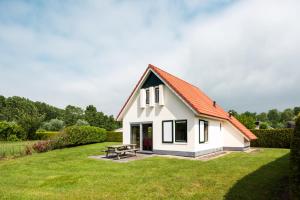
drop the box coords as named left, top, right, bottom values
left=104, top=144, right=138, bottom=160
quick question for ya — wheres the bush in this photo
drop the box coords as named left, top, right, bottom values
left=106, top=131, right=122, bottom=142
left=75, top=119, right=89, bottom=126
left=52, top=125, right=106, bottom=149
left=36, top=130, right=60, bottom=140
left=250, top=129, right=293, bottom=148
left=0, top=121, right=26, bottom=141
left=40, top=119, right=64, bottom=131
left=7, top=134, right=20, bottom=142
left=32, top=140, right=53, bottom=153
left=290, top=117, right=300, bottom=199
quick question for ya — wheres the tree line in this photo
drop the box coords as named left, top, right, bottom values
left=229, top=107, right=300, bottom=129
left=0, top=95, right=121, bottom=139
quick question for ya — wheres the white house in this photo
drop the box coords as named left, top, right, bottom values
left=116, top=64, right=257, bottom=157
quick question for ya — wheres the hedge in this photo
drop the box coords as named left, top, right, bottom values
left=290, top=117, right=300, bottom=199
left=250, top=128, right=293, bottom=148
left=106, top=131, right=122, bottom=142
left=36, top=130, right=60, bottom=140
left=53, top=125, right=107, bottom=148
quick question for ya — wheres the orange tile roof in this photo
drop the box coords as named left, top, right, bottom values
left=117, top=64, right=257, bottom=140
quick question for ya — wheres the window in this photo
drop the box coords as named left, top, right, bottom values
left=175, top=120, right=187, bottom=142
left=155, top=87, right=159, bottom=103
left=199, top=120, right=208, bottom=143
left=162, top=120, right=173, bottom=143
left=146, top=89, right=149, bottom=104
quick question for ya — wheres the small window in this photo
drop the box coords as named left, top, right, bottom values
left=146, top=89, right=149, bottom=104
left=220, top=123, right=222, bottom=132
left=199, top=120, right=208, bottom=143
left=175, top=120, right=187, bottom=143
left=155, top=87, right=159, bottom=103
left=162, top=120, right=173, bottom=143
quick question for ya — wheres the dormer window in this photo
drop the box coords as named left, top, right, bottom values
left=146, top=89, right=150, bottom=104
left=155, top=87, right=159, bottom=103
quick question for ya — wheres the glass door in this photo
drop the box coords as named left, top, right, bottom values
left=142, top=123, right=153, bottom=151
left=131, top=124, right=140, bottom=148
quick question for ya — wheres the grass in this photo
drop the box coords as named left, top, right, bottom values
left=0, top=142, right=289, bottom=200
left=0, top=140, right=37, bottom=158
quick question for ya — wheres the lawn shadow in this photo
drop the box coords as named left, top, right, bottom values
left=224, top=153, right=290, bottom=200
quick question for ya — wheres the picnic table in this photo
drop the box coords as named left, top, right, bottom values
left=104, top=144, right=138, bottom=160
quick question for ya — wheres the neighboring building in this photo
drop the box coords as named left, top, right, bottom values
left=286, top=121, right=296, bottom=129
left=116, top=64, right=257, bottom=157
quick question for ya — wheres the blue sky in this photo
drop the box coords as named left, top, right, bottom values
left=0, top=0, right=299, bottom=116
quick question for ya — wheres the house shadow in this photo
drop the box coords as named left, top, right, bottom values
left=224, top=153, right=290, bottom=200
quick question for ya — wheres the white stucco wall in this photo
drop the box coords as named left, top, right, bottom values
left=122, top=85, right=196, bottom=152
left=121, top=83, right=248, bottom=154
left=194, top=117, right=223, bottom=152
left=222, top=121, right=248, bottom=148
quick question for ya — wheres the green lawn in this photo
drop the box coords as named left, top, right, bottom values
left=0, top=142, right=289, bottom=200
left=0, top=141, right=37, bottom=158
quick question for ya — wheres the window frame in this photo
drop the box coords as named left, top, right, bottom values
left=175, top=120, right=188, bottom=143
left=162, top=120, right=173, bottom=143
left=155, top=87, right=159, bottom=103
left=199, top=120, right=208, bottom=143
left=145, top=89, right=150, bottom=104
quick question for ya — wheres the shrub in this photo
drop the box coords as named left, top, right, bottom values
left=40, top=119, right=65, bottom=131
left=106, top=131, right=122, bottom=142
left=75, top=119, right=89, bottom=126
left=0, top=121, right=26, bottom=141
left=259, top=122, right=268, bottom=129
left=36, top=129, right=60, bottom=140
left=7, top=134, right=20, bottom=142
left=250, top=129, right=293, bottom=148
left=53, top=125, right=106, bottom=149
left=290, top=116, right=300, bottom=199
left=32, top=140, right=53, bottom=153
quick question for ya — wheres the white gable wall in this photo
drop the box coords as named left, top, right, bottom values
left=194, top=117, right=223, bottom=152
left=222, top=121, right=247, bottom=148
left=122, top=85, right=196, bottom=152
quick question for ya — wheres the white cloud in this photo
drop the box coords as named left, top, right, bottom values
left=0, top=0, right=299, bottom=116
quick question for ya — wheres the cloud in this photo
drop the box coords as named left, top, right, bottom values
left=0, top=0, right=299, bottom=116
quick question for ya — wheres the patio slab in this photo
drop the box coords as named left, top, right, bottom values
left=89, top=153, right=155, bottom=163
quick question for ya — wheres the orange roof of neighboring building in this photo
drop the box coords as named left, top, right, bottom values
left=117, top=64, right=257, bottom=140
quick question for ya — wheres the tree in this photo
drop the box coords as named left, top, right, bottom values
left=257, top=112, right=268, bottom=122
left=228, top=109, right=238, bottom=117
left=84, top=105, right=99, bottom=126
left=281, top=108, right=294, bottom=123
left=3, top=96, right=44, bottom=139
left=64, top=105, right=84, bottom=126
left=236, top=114, right=256, bottom=129
left=0, top=95, right=6, bottom=120
left=267, top=109, right=281, bottom=127
left=294, top=107, right=300, bottom=116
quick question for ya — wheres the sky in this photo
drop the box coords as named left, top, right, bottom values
left=0, top=0, right=299, bottom=116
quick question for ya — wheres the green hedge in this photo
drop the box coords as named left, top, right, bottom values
left=53, top=125, right=107, bottom=148
left=250, top=129, right=293, bottom=148
left=36, top=130, right=60, bottom=140
left=106, top=131, right=122, bottom=142
left=290, top=117, right=300, bottom=199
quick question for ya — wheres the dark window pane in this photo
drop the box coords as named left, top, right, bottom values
left=175, top=120, right=187, bottom=142
left=155, top=87, right=159, bottom=103
left=199, top=120, right=209, bottom=143
left=146, top=89, right=149, bottom=104
left=204, top=121, right=208, bottom=142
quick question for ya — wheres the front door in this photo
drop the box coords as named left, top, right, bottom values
left=142, top=123, right=153, bottom=151
left=131, top=124, right=140, bottom=148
